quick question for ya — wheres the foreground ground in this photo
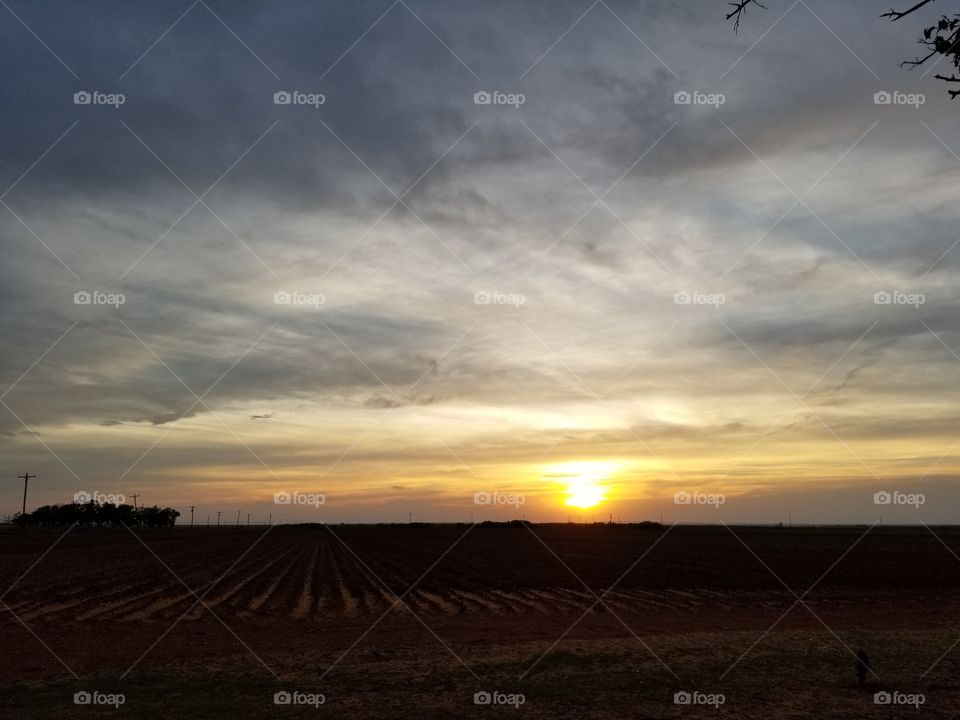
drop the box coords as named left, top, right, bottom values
left=3, top=523, right=960, bottom=717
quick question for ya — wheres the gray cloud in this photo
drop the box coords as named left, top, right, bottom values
left=3, top=0, right=960, bottom=520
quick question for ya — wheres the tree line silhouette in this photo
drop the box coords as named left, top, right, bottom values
left=13, top=501, right=180, bottom=528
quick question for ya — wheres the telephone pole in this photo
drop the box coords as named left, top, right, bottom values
left=236, top=510, right=241, bottom=527
left=17, top=472, right=35, bottom=516
left=217, top=511, right=222, bottom=527
left=189, top=505, right=195, bottom=528
left=131, top=493, right=140, bottom=510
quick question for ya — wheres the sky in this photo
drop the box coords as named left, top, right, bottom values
left=2, top=0, right=960, bottom=524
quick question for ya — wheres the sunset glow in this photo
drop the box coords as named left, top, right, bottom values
left=544, top=462, right=615, bottom=509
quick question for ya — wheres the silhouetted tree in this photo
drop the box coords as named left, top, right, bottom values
left=727, top=0, right=960, bottom=96
left=139, top=505, right=180, bottom=528
left=13, top=502, right=180, bottom=528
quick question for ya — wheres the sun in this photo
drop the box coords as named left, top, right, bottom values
left=544, top=461, right=616, bottom=509
left=564, top=477, right=606, bottom=508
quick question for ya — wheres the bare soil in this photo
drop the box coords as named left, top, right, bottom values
left=3, top=524, right=960, bottom=718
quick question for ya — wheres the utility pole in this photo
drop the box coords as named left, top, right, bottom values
left=131, top=493, right=140, bottom=510
left=17, top=472, right=34, bottom=516
left=217, top=511, right=222, bottom=527
left=236, top=510, right=241, bottom=527
left=189, top=505, right=195, bottom=528
left=207, top=514, right=210, bottom=529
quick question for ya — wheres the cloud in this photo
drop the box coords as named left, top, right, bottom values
left=3, top=1, right=960, bottom=520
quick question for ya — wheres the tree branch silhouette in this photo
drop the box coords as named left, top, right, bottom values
left=881, top=0, right=937, bottom=21
left=727, top=0, right=767, bottom=33
left=727, top=0, right=960, bottom=97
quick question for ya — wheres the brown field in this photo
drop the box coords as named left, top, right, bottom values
left=4, top=523, right=960, bottom=718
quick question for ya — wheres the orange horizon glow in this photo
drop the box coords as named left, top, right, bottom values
left=543, top=461, right=619, bottom=509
